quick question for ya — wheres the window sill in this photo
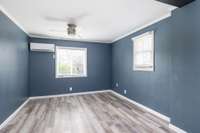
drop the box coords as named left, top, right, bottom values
left=133, top=67, right=154, bottom=72
left=56, top=75, right=88, bottom=78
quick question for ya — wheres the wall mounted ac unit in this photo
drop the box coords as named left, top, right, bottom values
left=30, top=43, right=55, bottom=52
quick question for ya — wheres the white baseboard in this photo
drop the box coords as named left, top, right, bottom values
left=110, top=90, right=171, bottom=123
left=0, top=90, right=110, bottom=130
left=169, top=124, right=187, bottom=133
left=29, top=90, right=111, bottom=100
left=110, top=90, right=188, bottom=133
left=0, top=90, right=187, bottom=133
left=0, top=98, right=30, bottom=130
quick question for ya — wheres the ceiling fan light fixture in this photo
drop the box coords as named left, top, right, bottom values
left=67, top=24, right=77, bottom=36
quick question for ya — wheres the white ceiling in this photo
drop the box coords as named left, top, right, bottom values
left=0, top=0, right=176, bottom=43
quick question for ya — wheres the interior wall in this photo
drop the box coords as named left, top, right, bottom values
left=29, top=38, right=112, bottom=96
left=0, top=11, right=29, bottom=124
left=1, top=1, right=199, bottom=132
left=112, top=1, right=200, bottom=132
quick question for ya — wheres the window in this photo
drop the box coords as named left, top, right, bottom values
left=56, top=47, right=87, bottom=78
left=132, top=31, right=154, bottom=71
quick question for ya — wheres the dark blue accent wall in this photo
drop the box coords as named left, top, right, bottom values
left=0, top=11, right=29, bottom=124
left=112, top=1, right=200, bottom=133
left=29, top=38, right=112, bottom=96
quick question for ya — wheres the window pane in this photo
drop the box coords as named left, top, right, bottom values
left=58, top=63, right=71, bottom=75
left=57, top=49, right=71, bottom=76
left=134, top=39, right=144, bottom=52
left=143, top=36, right=153, bottom=51
left=133, top=31, right=154, bottom=71
left=135, top=52, right=144, bottom=65
left=142, top=52, right=153, bottom=66
left=71, top=49, right=85, bottom=75
left=56, top=47, right=87, bottom=77
left=135, top=35, right=153, bottom=52
left=135, top=52, right=152, bottom=66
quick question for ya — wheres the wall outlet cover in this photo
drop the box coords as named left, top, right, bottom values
left=69, top=87, right=73, bottom=92
left=124, top=90, right=127, bottom=95
left=116, top=83, right=119, bottom=87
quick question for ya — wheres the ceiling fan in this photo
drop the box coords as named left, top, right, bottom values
left=67, top=23, right=77, bottom=36
left=49, top=23, right=82, bottom=38
left=46, top=14, right=88, bottom=38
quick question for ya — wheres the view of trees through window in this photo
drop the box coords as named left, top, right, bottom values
left=56, top=47, right=87, bottom=77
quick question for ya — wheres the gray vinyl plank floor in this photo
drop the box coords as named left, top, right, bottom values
left=0, top=92, right=176, bottom=133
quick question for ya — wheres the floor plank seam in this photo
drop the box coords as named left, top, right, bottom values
left=0, top=91, right=187, bottom=133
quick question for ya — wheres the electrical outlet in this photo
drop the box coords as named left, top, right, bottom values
left=116, top=83, right=119, bottom=87
left=69, top=87, right=73, bottom=92
left=124, top=89, right=127, bottom=95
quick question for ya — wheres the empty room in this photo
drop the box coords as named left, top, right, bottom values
left=0, top=0, right=199, bottom=132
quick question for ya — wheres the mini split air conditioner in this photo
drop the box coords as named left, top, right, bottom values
left=30, top=43, right=55, bottom=52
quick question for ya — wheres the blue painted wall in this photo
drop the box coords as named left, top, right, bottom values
left=29, top=38, right=112, bottom=96
left=0, top=11, right=29, bottom=124
left=112, top=1, right=200, bottom=133
left=1, top=1, right=199, bottom=132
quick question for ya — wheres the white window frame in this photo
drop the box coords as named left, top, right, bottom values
left=55, top=46, right=87, bottom=78
left=132, top=31, right=154, bottom=71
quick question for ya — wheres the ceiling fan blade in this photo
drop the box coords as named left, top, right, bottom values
left=49, top=30, right=82, bottom=38
left=45, top=13, right=88, bottom=24
left=49, top=29, right=66, bottom=32
left=45, top=16, right=73, bottom=23
left=73, top=13, right=89, bottom=22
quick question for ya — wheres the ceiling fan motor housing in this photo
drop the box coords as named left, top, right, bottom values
left=67, top=24, right=77, bottom=36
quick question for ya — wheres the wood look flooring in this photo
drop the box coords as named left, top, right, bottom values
left=0, top=92, right=176, bottom=133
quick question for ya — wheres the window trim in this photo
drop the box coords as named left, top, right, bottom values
left=132, top=31, right=154, bottom=72
left=55, top=46, right=87, bottom=78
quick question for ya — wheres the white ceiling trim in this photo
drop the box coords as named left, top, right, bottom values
left=111, top=12, right=172, bottom=43
left=0, top=4, right=29, bottom=35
